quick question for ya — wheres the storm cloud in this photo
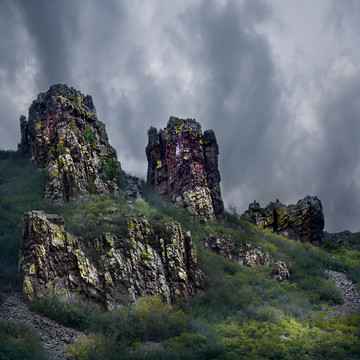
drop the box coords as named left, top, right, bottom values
left=0, top=0, right=360, bottom=232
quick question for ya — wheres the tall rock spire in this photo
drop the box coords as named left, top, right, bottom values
left=20, top=84, right=123, bottom=205
left=146, top=117, right=225, bottom=221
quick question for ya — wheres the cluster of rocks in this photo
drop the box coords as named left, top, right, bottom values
left=241, top=196, right=324, bottom=246
left=146, top=117, right=225, bottom=221
left=19, top=211, right=203, bottom=309
left=203, top=234, right=290, bottom=282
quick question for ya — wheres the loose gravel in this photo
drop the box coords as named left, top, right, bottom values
left=0, top=291, right=82, bottom=360
left=325, top=270, right=360, bottom=319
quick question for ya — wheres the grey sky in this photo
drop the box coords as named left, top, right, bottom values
left=0, top=0, right=359, bottom=232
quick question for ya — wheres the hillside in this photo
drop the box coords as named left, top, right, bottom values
left=0, top=85, right=359, bottom=359
left=0, top=151, right=359, bottom=359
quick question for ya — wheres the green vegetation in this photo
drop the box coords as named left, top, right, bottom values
left=324, top=231, right=360, bottom=290
left=100, top=155, right=126, bottom=187
left=0, top=321, right=48, bottom=359
left=0, top=151, right=359, bottom=359
left=0, top=151, right=53, bottom=291
left=82, top=126, right=97, bottom=146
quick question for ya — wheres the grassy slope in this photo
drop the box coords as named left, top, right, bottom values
left=0, top=151, right=359, bottom=359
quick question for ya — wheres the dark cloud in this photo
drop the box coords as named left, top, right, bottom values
left=313, top=68, right=360, bottom=232
left=0, top=0, right=359, bottom=232
left=171, top=0, right=294, bottom=210
left=0, top=0, right=34, bottom=149
left=15, top=0, right=80, bottom=89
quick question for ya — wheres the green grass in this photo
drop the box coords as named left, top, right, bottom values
left=0, top=151, right=54, bottom=291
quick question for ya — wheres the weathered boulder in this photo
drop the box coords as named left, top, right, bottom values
left=241, top=196, right=324, bottom=246
left=203, top=234, right=290, bottom=281
left=271, top=261, right=290, bottom=282
left=19, top=211, right=203, bottom=309
left=146, top=117, right=225, bottom=221
left=18, top=84, right=125, bottom=205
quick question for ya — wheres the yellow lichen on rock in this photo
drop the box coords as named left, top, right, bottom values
left=29, top=263, right=36, bottom=275
left=23, top=276, right=34, bottom=300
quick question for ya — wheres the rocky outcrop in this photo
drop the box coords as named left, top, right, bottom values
left=203, top=234, right=290, bottom=282
left=146, top=117, right=225, bottom=221
left=270, top=261, right=291, bottom=282
left=19, top=211, right=203, bottom=309
left=18, top=84, right=124, bottom=205
left=241, top=196, right=324, bottom=246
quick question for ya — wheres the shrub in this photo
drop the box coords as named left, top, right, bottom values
left=0, top=151, right=51, bottom=290
left=0, top=321, right=48, bottom=359
left=29, top=292, right=98, bottom=330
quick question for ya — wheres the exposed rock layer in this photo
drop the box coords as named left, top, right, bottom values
left=241, top=196, right=324, bottom=246
left=19, top=211, right=203, bottom=309
left=18, top=84, right=124, bottom=205
left=146, top=117, right=225, bottom=221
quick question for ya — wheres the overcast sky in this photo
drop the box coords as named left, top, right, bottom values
left=1, top=0, right=359, bottom=232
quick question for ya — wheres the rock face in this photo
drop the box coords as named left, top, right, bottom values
left=18, top=84, right=124, bottom=205
left=203, top=234, right=290, bottom=282
left=241, top=196, right=324, bottom=246
left=19, top=211, right=203, bottom=309
left=146, top=117, right=225, bottom=221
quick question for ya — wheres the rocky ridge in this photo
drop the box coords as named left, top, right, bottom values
left=19, top=211, right=203, bottom=309
left=146, top=117, right=225, bottom=221
left=18, top=84, right=124, bottom=205
left=241, top=196, right=324, bottom=246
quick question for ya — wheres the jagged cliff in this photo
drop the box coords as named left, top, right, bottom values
left=241, top=196, right=325, bottom=246
left=16, top=86, right=203, bottom=307
left=18, top=84, right=125, bottom=205
left=19, top=211, right=203, bottom=309
left=146, top=117, right=225, bottom=221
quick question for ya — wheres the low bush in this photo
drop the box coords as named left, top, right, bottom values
left=0, top=321, right=48, bottom=359
left=29, top=292, right=98, bottom=330
left=0, top=151, right=51, bottom=290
